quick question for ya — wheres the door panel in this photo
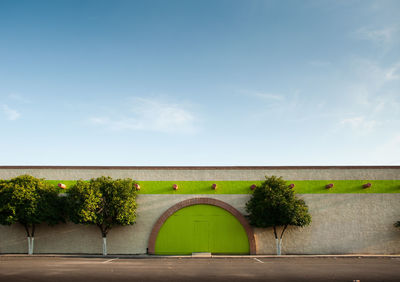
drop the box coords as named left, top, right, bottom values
left=193, top=221, right=209, bottom=252
left=155, top=204, right=249, bottom=255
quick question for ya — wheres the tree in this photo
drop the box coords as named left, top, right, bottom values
left=246, top=175, right=311, bottom=255
left=67, top=176, right=137, bottom=255
left=0, top=175, right=64, bottom=254
left=395, top=221, right=400, bottom=228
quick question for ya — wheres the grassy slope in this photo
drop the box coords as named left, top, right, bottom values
left=47, top=180, right=400, bottom=194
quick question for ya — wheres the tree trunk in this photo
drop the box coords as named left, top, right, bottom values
left=27, top=237, right=34, bottom=255
left=102, top=237, right=107, bottom=256
left=31, top=237, right=34, bottom=255
left=23, top=224, right=35, bottom=255
left=27, top=237, right=31, bottom=255
left=98, top=224, right=110, bottom=256
left=97, top=224, right=111, bottom=256
left=275, top=224, right=287, bottom=256
left=275, top=238, right=282, bottom=256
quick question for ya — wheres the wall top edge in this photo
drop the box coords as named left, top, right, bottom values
left=0, top=165, right=399, bottom=170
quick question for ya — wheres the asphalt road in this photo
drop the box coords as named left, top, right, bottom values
left=0, top=256, right=399, bottom=282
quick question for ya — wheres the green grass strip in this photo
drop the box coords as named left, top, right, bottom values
left=47, top=180, right=400, bottom=194
left=47, top=180, right=79, bottom=193
left=287, top=180, right=400, bottom=194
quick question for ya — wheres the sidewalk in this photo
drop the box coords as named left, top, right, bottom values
left=1, top=253, right=400, bottom=259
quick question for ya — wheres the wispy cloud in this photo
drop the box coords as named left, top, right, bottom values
left=385, top=62, right=400, bottom=81
left=355, top=25, right=398, bottom=47
left=89, top=97, right=197, bottom=134
left=253, top=92, right=284, bottom=101
left=8, top=93, right=30, bottom=103
left=348, top=59, right=400, bottom=111
left=1, top=104, right=21, bottom=121
left=340, top=116, right=378, bottom=132
left=237, top=89, right=309, bottom=124
left=356, top=59, right=400, bottom=85
left=241, top=90, right=285, bottom=101
left=333, top=59, right=400, bottom=135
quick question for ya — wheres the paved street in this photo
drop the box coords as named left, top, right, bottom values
left=0, top=256, right=399, bottom=282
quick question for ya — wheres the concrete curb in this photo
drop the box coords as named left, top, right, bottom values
left=1, top=254, right=400, bottom=259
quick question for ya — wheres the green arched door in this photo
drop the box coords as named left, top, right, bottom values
left=155, top=204, right=250, bottom=255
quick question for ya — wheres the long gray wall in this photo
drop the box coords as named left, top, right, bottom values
left=0, top=166, right=399, bottom=180
left=1, top=167, right=399, bottom=255
left=1, top=194, right=399, bottom=255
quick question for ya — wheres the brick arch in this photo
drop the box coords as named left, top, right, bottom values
left=148, top=197, right=256, bottom=255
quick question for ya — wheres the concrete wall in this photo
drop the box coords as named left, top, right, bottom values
left=0, top=195, right=248, bottom=254
left=0, top=166, right=399, bottom=180
left=1, top=167, right=399, bottom=254
left=256, top=194, right=400, bottom=254
left=1, top=194, right=399, bottom=255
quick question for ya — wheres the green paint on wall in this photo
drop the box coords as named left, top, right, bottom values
left=137, top=180, right=400, bottom=194
left=139, top=181, right=260, bottom=194
left=290, top=180, right=400, bottom=194
left=155, top=205, right=250, bottom=255
left=46, top=180, right=79, bottom=192
left=46, top=180, right=400, bottom=194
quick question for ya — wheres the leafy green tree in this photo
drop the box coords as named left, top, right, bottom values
left=67, top=176, right=137, bottom=255
left=0, top=175, right=64, bottom=254
left=246, top=175, right=311, bottom=255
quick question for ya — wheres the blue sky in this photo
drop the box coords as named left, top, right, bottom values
left=1, top=0, right=399, bottom=165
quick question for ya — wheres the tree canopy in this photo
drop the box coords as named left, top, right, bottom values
left=246, top=175, right=311, bottom=240
left=0, top=174, right=64, bottom=237
left=66, top=176, right=137, bottom=238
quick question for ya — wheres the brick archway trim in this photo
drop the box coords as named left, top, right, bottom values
left=147, top=197, right=256, bottom=255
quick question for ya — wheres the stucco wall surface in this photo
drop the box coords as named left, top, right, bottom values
left=0, top=195, right=248, bottom=254
left=256, top=194, right=400, bottom=254
left=0, top=167, right=399, bottom=180
left=1, top=194, right=399, bottom=255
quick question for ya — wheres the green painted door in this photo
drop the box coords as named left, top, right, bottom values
left=194, top=221, right=209, bottom=252
left=155, top=204, right=249, bottom=255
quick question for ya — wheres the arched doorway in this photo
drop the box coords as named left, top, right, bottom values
left=148, top=198, right=256, bottom=255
